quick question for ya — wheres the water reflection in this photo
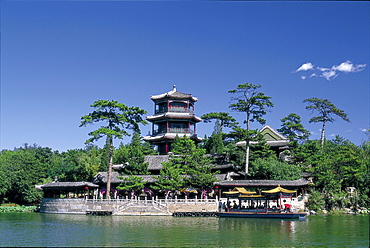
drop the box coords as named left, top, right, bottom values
left=1, top=213, right=368, bottom=247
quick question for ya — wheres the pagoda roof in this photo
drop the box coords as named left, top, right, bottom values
left=146, top=112, right=202, bottom=122
left=143, top=133, right=203, bottom=143
left=151, top=85, right=198, bottom=102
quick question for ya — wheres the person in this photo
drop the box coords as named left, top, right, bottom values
left=218, top=200, right=222, bottom=212
left=222, top=202, right=226, bottom=212
left=284, top=203, right=291, bottom=212
left=233, top=200, right=238, bottom=209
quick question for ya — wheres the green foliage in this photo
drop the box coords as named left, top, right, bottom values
left=115, top=131, right=154, bottom=175
left=303, top=97, right=349, bottom=146
left=80, top=99, right=148, bottom=197
left=117, top=175, right=146, bottom=191
left=305, top=188, right=325, bottom=212
left=0, top=205, right=38, bottom=212
left=80, top=100, right=148, bottom=143
left=203, top=120, right=225, bottom=154
left=154, top=136, right=217, bottom=191
left=0, top=144, right=56, bottom=204
left=277, top=113, right=310, bottom=143
left=249, top=157, right=302, bottom=180
left=228, top=83, right=274, bottom=130
left=152, top=161, right=185, bottom=192
left=228, top=83, right=274, bottom=175
left=292, top=137, right=370, bottom=210
left=201, top=112, right=237, bottom=131
left=49, top=147, right=103, bottom=182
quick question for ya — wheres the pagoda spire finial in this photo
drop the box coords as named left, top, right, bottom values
left=173, top=85, right=177, bottom=91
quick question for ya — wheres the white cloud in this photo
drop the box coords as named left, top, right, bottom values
left=332, top=61, right=366, bottom=73
left=295, top=62, right=314, bottom=72
left=294, top=61, right=366, bottom=81
left=321, top=70, right=338, bottom=81
left=310, top=130, right=319, bottom=136
left=359, top=128, right=368, bottom=132
left=317, top=67, right=330, bottom=72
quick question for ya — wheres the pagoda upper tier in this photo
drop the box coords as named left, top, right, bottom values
left=146, top=85, right=202, bottom=123
left=143, top=85, right=202, bottom=154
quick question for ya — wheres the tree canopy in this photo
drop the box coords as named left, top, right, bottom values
left=303, top=97, right=349, bottom=147
left=80, top=100, right=147, bottom=198
left=228, top=83, right=274, bottom=176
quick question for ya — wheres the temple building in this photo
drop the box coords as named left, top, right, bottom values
left=236, top=125, right=290, bottom=159
left=143, top=85, right=202, bottom=154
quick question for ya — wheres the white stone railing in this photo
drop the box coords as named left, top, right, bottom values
left=84, top=198, right=217, bottom=206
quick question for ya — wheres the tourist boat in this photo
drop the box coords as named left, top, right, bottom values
left=217, top=211, right=307, bottom=219
left=217, top=186, right=307, bottom=220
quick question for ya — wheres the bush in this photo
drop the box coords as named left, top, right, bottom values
left=0, top=205, right=37, bottom=212
left=306, top=189, right=325, bottom=212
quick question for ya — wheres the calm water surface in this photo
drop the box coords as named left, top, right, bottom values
left=0, top=213, right=368, bottom=247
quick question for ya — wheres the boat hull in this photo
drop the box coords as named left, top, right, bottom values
left=217, top=211, right=307, bottom=219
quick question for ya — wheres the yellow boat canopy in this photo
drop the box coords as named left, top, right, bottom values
left=224, top=187, right=257, bottom=195
left=180, top=188, right=198, bottom=193
left=261, top=185, right=296, bottom=194
left=238, top=194, right=265, bottom=199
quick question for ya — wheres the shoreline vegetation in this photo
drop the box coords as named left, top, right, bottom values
left=0, top=204, right=38, bottom=213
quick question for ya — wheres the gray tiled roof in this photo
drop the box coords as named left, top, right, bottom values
left=150, top=86, right=198, bottom=102
left=214, top=178, right=310, bottom=188
left=145, top=155, right=169, bottom=170
left=41, top=181, right=99, bottom=189
left=92, top=172, right=158, bottom=184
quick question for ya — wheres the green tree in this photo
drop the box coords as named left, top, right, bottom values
left=303, top=97, right=349, bottom=147
left=114, top=131, right=155, bottom=175
left=228, top=83, right=274, bottom=176
left=201, top=112, right=237, bottom=132
left=123, top=131, right=153, bottom=175
left=0, top=144, right=56, bottom=204
left=154, top=136, right=217, bottom=197
left=117, top=175, right=146, bottom=198
left=172, top=136, right=217, bottom=191
left=201, top=112, right=237, bottom=154
left=153, top=160, right=185, bottom=198
left=277, top=113, right=310, bottom=144
left=203, top=120, right=225, bottom=154
left=249, top=157, right=302, bottom=180
left=80, top=100, right=147, bottom=198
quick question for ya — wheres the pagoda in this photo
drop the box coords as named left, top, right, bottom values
left=143, top=85, right=202, bottom=154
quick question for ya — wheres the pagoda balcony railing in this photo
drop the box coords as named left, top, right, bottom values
left=153, top=128, right=195, bottom=136
left=155, top=107, right=194, bottom=114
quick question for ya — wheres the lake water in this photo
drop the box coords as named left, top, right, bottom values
left=0, top=213, right=368, bottom=247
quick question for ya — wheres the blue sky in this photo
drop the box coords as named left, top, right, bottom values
left=1, top=1, right=369, bottom=152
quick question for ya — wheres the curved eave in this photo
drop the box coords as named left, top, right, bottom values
left=146, top=113, right=202, bottom=122
left=151, top=95, right=198, bottom=102
left=236, top=140, right=290, bottom=148
left=150, top=87, right=198, bottom=102
left=143, top=133, right=203, bottom=142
